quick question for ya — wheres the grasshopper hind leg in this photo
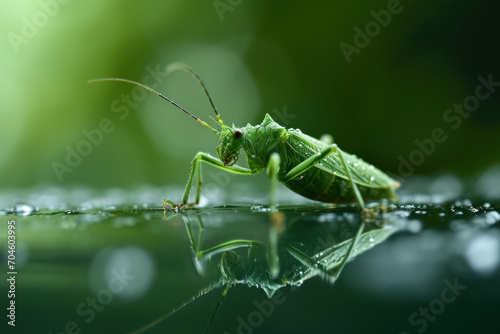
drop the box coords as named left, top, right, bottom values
left=331, top=144, right=365, bottom=210
left=281, top=143, right=368, bottom=279
left=329, top=143, right=367, bottom=278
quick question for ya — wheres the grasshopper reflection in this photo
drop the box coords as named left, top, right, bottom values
left=130, top=209, right=397, bottom=334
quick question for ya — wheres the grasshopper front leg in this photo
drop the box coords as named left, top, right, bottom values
left=164, top=152, right=256, bottom=212
left=264, top=152, right=284, bottom=277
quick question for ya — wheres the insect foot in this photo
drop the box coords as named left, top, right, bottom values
left=163, top=199, right=186, bottom=213
left=361, top=200, right=392, bottom=220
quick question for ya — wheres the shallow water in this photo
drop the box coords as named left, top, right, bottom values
left=1, top=175, right=500, bottom=334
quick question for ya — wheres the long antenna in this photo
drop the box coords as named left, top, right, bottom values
left=203, top=284, right=230, bottom=334
left=166, top=63, right=225, bottom=128
left=127, top=283, right=220, bottom=334
left=166, top=64, right=219, bottom=116
left=88, top=78, right=219, bottom=134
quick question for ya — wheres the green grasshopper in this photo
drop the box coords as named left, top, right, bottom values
left=90, top=64, right=400, bottom=213
left=91, top=64, right=400, bottom=333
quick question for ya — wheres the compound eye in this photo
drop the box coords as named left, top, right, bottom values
left=233, top=129, right=243, bottom=139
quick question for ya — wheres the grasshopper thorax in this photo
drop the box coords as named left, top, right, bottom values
left=216, top=114, right=287, bottom=169
left=216, top=114, right=288, bottom=171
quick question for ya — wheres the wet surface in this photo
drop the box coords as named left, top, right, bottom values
left=1, top=173, right=500, bottom=334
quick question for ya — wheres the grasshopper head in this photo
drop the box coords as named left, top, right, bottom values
left=216, top=126, right=245, bottom=166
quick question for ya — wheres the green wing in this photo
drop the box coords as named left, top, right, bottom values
left=285, top=130, right=399, bottom=189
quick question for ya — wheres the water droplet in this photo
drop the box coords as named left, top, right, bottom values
left=346, top=160, right=350, bottom=164
left=369, top=237, right=375, bottom=242
left=370, top=176, right=375, bottom=182
left=257, top=207, right=271, bottom=213
left=462, top=199, right=472, bottom=207
left=354, top=163, right=358, bottom=167
left=89, top=246, right=155, bottom=300
left=14, top=203, right=34, bottom=216
left=464, top=234, right=500, bottom=276
left=407, top=220, right=423, bottom=233
left=485, top=211, right=500, bottom=225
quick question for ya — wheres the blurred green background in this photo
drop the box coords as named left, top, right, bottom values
left=1, top=3, right=500, bottom=334
left=1, top=0, right=499, bottom=190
